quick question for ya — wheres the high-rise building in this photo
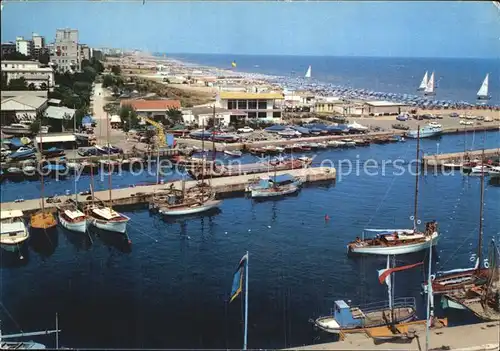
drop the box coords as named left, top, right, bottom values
left=1, top=42, right=16, bottom=59
left=50, top=28, right=80, bottom=72
left=15, top=36, right=33, bottom=57
left=79, top=44, right=91, bottom=62
left=31, top=33, right=48, bottom=61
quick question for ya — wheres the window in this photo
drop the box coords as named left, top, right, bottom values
left=258, top=112, right=267, bottom=118
left=227, top=100, right=236, bottom=110
left=237, top=100, right=247, bottom=110
left=247, top=112, right=257, bottom=119
left=258, top=100, right=267, bottom=110
left=248, top=100, right=257, bottom=110
left=273, top=112, right=281, bottom=118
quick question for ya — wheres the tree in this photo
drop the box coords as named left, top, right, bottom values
left=8, top=77, right=28, bottom=90
left=166, top=108, right=183, bottom=125
left=38, top=52, right=50, bottom=65
left=90, top=57, right=104, bottom=73
left=30, top=119, right=41, bottom=134
left=40, top=82, right=48, bottom=90
left=81, top=59, right=91, bottom=69
left=28, top=83, right=36, bottom=90
left=102, top=74, right=114, bottom=88
left=119, top=105, right=139, bottom=131
left=111, top=65, right=121, bottom=75
left=3, top=52, right=30, bottom=61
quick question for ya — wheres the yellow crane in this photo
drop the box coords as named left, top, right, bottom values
left=142, top=116, right=166, bottom=148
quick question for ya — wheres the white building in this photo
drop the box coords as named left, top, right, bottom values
left=15, top=36, right=33, bottom=57
left=182, top=107, right=231, bottom=127
left=1, top=95, right=48, bottom=122
left=51, top=28, right=80, bottom=72
left=1, top=60, right=55, bottom=89
left=216, top=91, right=284, bottom=124
left=364, top=101, right=410, bottom=116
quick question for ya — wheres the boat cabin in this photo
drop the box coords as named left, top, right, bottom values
left=332, top=300, right=364, bottom=329
left=91, top=207, right=124, bottom=221
left=61, top=209, right=86, bottom=223
left=269, top=174, right=295, bottom=186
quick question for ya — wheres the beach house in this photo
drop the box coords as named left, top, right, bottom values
left=216, top=91, right=284, bottom=124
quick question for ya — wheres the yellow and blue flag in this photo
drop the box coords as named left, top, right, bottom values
left=230, top=253, right=247, bottom=303
left=231, top=61, right=237, bottom=68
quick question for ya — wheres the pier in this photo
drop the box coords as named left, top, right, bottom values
left=286, top=321, right=500, bottom=350
left=423, top=148, right=500, bottom=167
left=1, top=167, right=336, bottom=217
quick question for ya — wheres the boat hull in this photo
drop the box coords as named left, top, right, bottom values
left=159, top=200, right=222, bottom=216
left=406, top=130, right=442, bottom=138
left=440, top=295, right=467, bottom=310
left=251, top=186, right=299, bottom=198
left=87, top=217, right=128, bottom=233
left=349, top=233, right=439, bottom=255
left=1, top=241, right=27, bottom=252
left=58, top=213, right=88, bottom=233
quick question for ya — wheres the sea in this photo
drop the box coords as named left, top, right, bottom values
left=166, top=54, right=500, bottom=105
left=1, top=131, right=500, bottom=349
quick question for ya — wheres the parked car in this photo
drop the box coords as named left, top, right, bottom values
left=396, top=114, right=408, bottom=121
left=392, top=123, right=410, bottom=130
left=449, top=112, right=459, bottom=118
left=237, top=126, right=254, bottom=133
left=476, top=116, right=485, bottom=121
left=460, top=120, right=474, bottom=125
left=484, top=117, right=493, bottom=122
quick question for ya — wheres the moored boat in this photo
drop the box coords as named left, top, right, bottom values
left=84, top=204, right=129, bottom=233
left=224, top=150, right=243, bottom=157
left=406, top=123, right=442, bottom=138
left=57, top=203, right=87, bottom=233
left=0, top=209, right=29, bottom=252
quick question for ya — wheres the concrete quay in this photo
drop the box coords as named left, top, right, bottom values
left=286, top=321, right=500, bottom=351
left=1, top=167, right=336, bottom=217
left=423, top=148, right=500, bottom=167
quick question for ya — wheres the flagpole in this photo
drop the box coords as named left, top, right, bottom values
left=243, top=251, right=249, bottom=351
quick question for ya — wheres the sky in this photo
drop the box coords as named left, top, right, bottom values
left=1, top=1, right=500, bottom=58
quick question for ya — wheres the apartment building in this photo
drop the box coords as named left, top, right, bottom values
left=31, top=33, right=48, bottom=60
left=1, top=42, right=16, bottom=58
left=50, top=28, right=80, bottom=72
left=1, top=60, right=55, bottom=89
left=216, top=91, right=284, bottom=123
left=15, top=36, right=33, bottom=57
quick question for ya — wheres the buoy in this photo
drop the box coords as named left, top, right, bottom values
left=325, top=214, right=330, bottom=221
left=248, top=229, right=251, bottom=232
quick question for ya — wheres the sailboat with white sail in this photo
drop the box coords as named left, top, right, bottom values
left=417, top=71, right=428, bottom=91
left=304, top=65, right=312, bottom=79
left=424, top=71, right=435, bottom=96
left=477, top=74, right=490, bottom=100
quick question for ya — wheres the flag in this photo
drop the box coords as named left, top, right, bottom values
left=231, top=61, right=237, bottom=68
left=378, top=261, right=423, bottom=285
left=230, top=253, right=248, bottom=303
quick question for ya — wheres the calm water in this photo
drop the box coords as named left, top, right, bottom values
left=167, top=54, right=500, bottom=105
left=1, top=132, right=500, bottom=349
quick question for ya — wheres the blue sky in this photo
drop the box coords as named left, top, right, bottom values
left=1, top=1, right=499, bottom=58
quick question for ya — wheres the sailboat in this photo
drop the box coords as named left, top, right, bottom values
left=477, top=74, right=490, bottom=100
left=304, top=65, right=312, bottom=79
left=30, top=119, right=57, bottom=233
left=84, top=114, right=129, bottom=234
left=0, top=313, right=61, bottom=349
left=417, top=71, right=428, bottom=91
left=57, top=115, right=88, bottom=234
left=347, top=127, right=440, bottom=255
left=424, top=71, right=435, bottom=96
left=312, top=256, right=419, bottom=334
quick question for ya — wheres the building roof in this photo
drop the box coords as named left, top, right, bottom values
left=1, top=96, right=47, bottom=111
left=35, top=133, right=76, bottom=143
left=1, top=60, right=40, bottom=65
left=364, top=100, right=409, bottom=107
left=120, top=99, right=181, bottom=111
left=48, top=98, right=62, bottom=104
left=1, top=90, right=48, bottom=99
left=45, top=106, right=75, bottom=120
left=219, top=92, right=284, bottom=100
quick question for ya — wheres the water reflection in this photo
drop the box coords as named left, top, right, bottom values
left=61, top=227, right=93, bottom=251
left=29, top=227, right=59, bottom=258
left=0, top=245, right=30, bottom=268
left=90, top=227, right=132, bottom=254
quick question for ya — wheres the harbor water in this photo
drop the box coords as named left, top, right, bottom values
left=1, top=132, right=500, bottom=349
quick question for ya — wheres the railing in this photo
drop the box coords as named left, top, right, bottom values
left=359, top=297, right=416, bottom=314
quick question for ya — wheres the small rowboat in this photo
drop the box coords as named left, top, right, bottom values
left=224, top=150, right=243, bottom=157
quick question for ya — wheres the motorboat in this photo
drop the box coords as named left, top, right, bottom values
left=0, top=209, right=29, bottom=252
left=223, top=149, right=243, bottom=157
left=246, top=173, right=302, bottom=192
left=406, top=123, right=442, bottom=138
left=84, top=204, right=129, bottom=233
left=7, top=148, right=36, bottom=161
left=2, top=123, right=31, bottom=135
left=341, top=138, right=356, bottom=147
left=489, top=166, right=500, bottom=178
left=313, top=298, right=417, bottom=334
left=469, top=165, right=490, bottom=176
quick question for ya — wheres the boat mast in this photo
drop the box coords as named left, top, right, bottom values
left=413, top=126, right=420, bottom=229
left=243, top=250, right=249, bottom=350
left=106, top=112, right=112, bottom=207
left=39, top=114, right=45, bottom=213
left=212, top=104, right=216, bottom=162
left=425, top=238, right=434, bottom=351
left=391, top=255, right=395, bottom=324
left=477, top=149, right=485, bottom=271
left=74, top=110, right=78, bottom=203
left=201, top=119, right=205, bottom=199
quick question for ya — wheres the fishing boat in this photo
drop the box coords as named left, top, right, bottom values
left=0, top=209, right=29, bottom=253
left=417, top=71, right=428, bottom=91
left=30, top=124, right=57, bottom=233
left=313, top=257, right=420, bottom=334
left=347, top=127, right=440, bottom=255
left=424, top=71, right=435, bottom=96
left=224, top=150, right=243, bottom=157
left=58, top=206, right=87, bottom=233
left=440, top=240, right=500, bottom=321
left=245, top=173, right=302, bottom=192
left=477, top=74, right=490, bottom=100
left=406, top=123, right=442, bottom=139
left=250, top=172, right=301, bottom=198
left=158, top=193, right=222, bottom=216
left=84, top=200, right=129, bottom=234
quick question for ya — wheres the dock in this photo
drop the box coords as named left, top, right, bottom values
left=286, top=321, right=500, bottom=350
left=1, top=167, right=336, bottom=217
left=422, top=148, right=500, bottom=167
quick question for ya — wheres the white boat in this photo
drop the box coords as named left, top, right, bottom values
left=159, top=199, right=222, bottom=216
left=348, top=230, right=439, bottom=255
left=406, top=123, right=442, bottom=138
left=304, top=65, right=312, bottom=79
left=442, top=162, right=462, bottom=170
left=0, top=209, right=29, bottom=252
left=489, top=166, right=500, bottom=178
left=251, top=184, right=299, bottom=198
left=85, top=205, right=129, bottom=233
left=224, top=150, right=243, bottom=157
left=327, top=140, right=346, bottom=148
left=469, top=165, right=490, bottom=176
left=347, top=121, right=369, bottom=132
left=424, top=71, right=435, bottom=96
left=58, top=208, right=87, bottom=233
left=477, top=73, right=490, bottom=100
left=417, top=71, right=428, bottom=91
left=2, top=123, right=31, bottom=135
left=341, top=138, right=356, bottom=147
